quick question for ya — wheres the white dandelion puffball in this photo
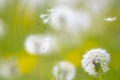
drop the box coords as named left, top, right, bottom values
left=0, top=58, right=19, bottom=78
left=49, top=5, right=91, bottom=32
left=104, top=17, right=116, bottom=22
left=24, top=34, right=58, bottom=55
left=53, top=61, right=76, bottom=80
left=81, top=48, right=110, bottom=76
left=50, top=5, right=76, bottom=30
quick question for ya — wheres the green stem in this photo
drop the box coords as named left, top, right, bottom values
left=93, top=59, right=103, bottom=80
left=98, top=66, right=102, bottom=80
left=86, top=73, right=92, bottom=80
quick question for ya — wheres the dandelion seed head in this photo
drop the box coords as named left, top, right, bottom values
left=49, top=5, right=91, bottom=32
left=24, top=34, right=58, bottom=55
left=0, top=58, right=19, bottom=78
left=53, top=61, right=76, bottom=80
left=40, top=6, right=91, bottom=34
left=50, top=5, right=76, bottom=30
left=81, top=48, right=110, bottom=76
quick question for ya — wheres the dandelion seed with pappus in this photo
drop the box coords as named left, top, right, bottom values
left=104, top=17, right=116, bottom=22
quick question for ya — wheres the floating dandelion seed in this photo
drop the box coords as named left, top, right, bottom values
left=40, top=14, right=50, bottom=24
left=104, top=17, right=116, bottom=22
left=81, top=48, right=110, bottom=76
left=53, top=61, right=76, bottom=80
left=46, top=9, right=54, bottom=12
left=40, top=14, right=48, bottom=19
left=40, top=9, right=54, bottom=24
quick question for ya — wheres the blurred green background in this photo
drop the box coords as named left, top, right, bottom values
left=0, top=0, right=120, bottom=80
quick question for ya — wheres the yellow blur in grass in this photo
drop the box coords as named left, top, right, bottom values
left=81, top=40, right=99, bottom=54
left=14, top=5, right=35, bottom=27
left=17, top=52, right=37, bottom=74
left=65, top=49, right=82, bottom=67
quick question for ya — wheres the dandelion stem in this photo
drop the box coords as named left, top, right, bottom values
left=93, top=58, right=103, bottom=80
left=86, top=73, right=92, bottom=80
left=98, top=66, right=102, bottom=80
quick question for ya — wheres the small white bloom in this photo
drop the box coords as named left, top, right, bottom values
left=49, top=5, right=91, bottom=32
left=53, top=61, right=76, bottom=80
left=104, top=17, right=116, bottom=22
left=24, top=34, right=58, bottom=55
left=81, top=48, right=110, bottom=76
left=40, top=6, right=92, bottom=33
left=50, top=5, right=77, bottom=30
left=0, top=58, right=19, bottom=78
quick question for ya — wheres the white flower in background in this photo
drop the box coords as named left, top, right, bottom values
left=104, top=17, right=116, bottom=22
left=53, top=61, right=76, bottom=80
left=49, top=5, right=76, bottom=31
left=48, top=5, right=91, bottom=32
left=0, top=58, right=19, bottom=78
left=40, top=6, right=91, bottom=45
left=24, top=34, right=58, bottom=55
left=74, top=10, right=91, bottom=31
left=81, top=48, right=110, bottom=76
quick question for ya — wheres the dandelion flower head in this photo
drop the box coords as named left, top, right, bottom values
left=81, top=48, right=110, bottom=76
left=53, top=61, right=76, bottom=80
